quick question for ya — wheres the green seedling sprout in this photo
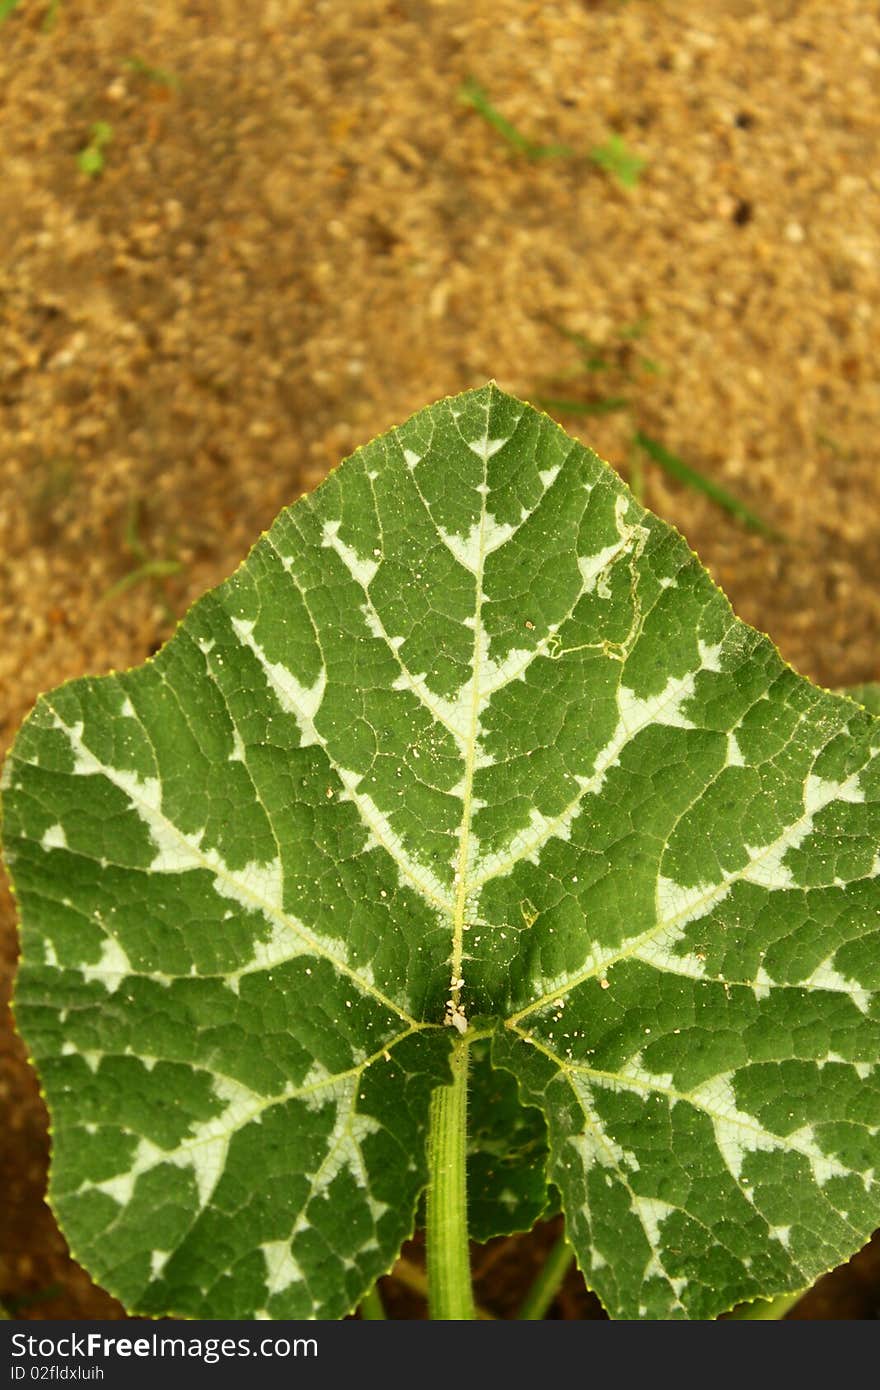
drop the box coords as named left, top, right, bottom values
left=458, top=78, right=645, bottom=190
left=458, top=79, right=646, bottom=189
left=588, top=133, right=646, bottom=188
left=75, top=121, right=113, bottom=177
left=103, top=497, right=182, bottom=609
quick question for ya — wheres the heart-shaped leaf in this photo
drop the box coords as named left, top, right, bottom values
left=3, top=385, right=878, bottom=1320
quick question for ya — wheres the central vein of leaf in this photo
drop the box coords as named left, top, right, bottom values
left=448, top=438, right=490, bottom=1028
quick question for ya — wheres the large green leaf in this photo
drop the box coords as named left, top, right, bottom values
left=3, top=385, right=879, bottom=1320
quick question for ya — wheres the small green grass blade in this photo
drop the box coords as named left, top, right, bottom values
left=541, top=317, right=612, bottom=371
left=538, top=395, right=630, bottom=416
left=459, top=78, right=574, bottom=160
left=634, top=430, right=784, bottom=538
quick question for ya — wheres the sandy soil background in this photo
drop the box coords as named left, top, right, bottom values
left=1, top=0, right=879, bottom=1318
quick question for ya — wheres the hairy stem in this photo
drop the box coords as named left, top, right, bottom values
left=426, top=1037, right=474, bottom=1319
left=392, top=1257, right=496, bottom=1319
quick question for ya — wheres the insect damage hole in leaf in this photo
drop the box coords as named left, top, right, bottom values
left=2, top=383, right=879, bottom=1321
